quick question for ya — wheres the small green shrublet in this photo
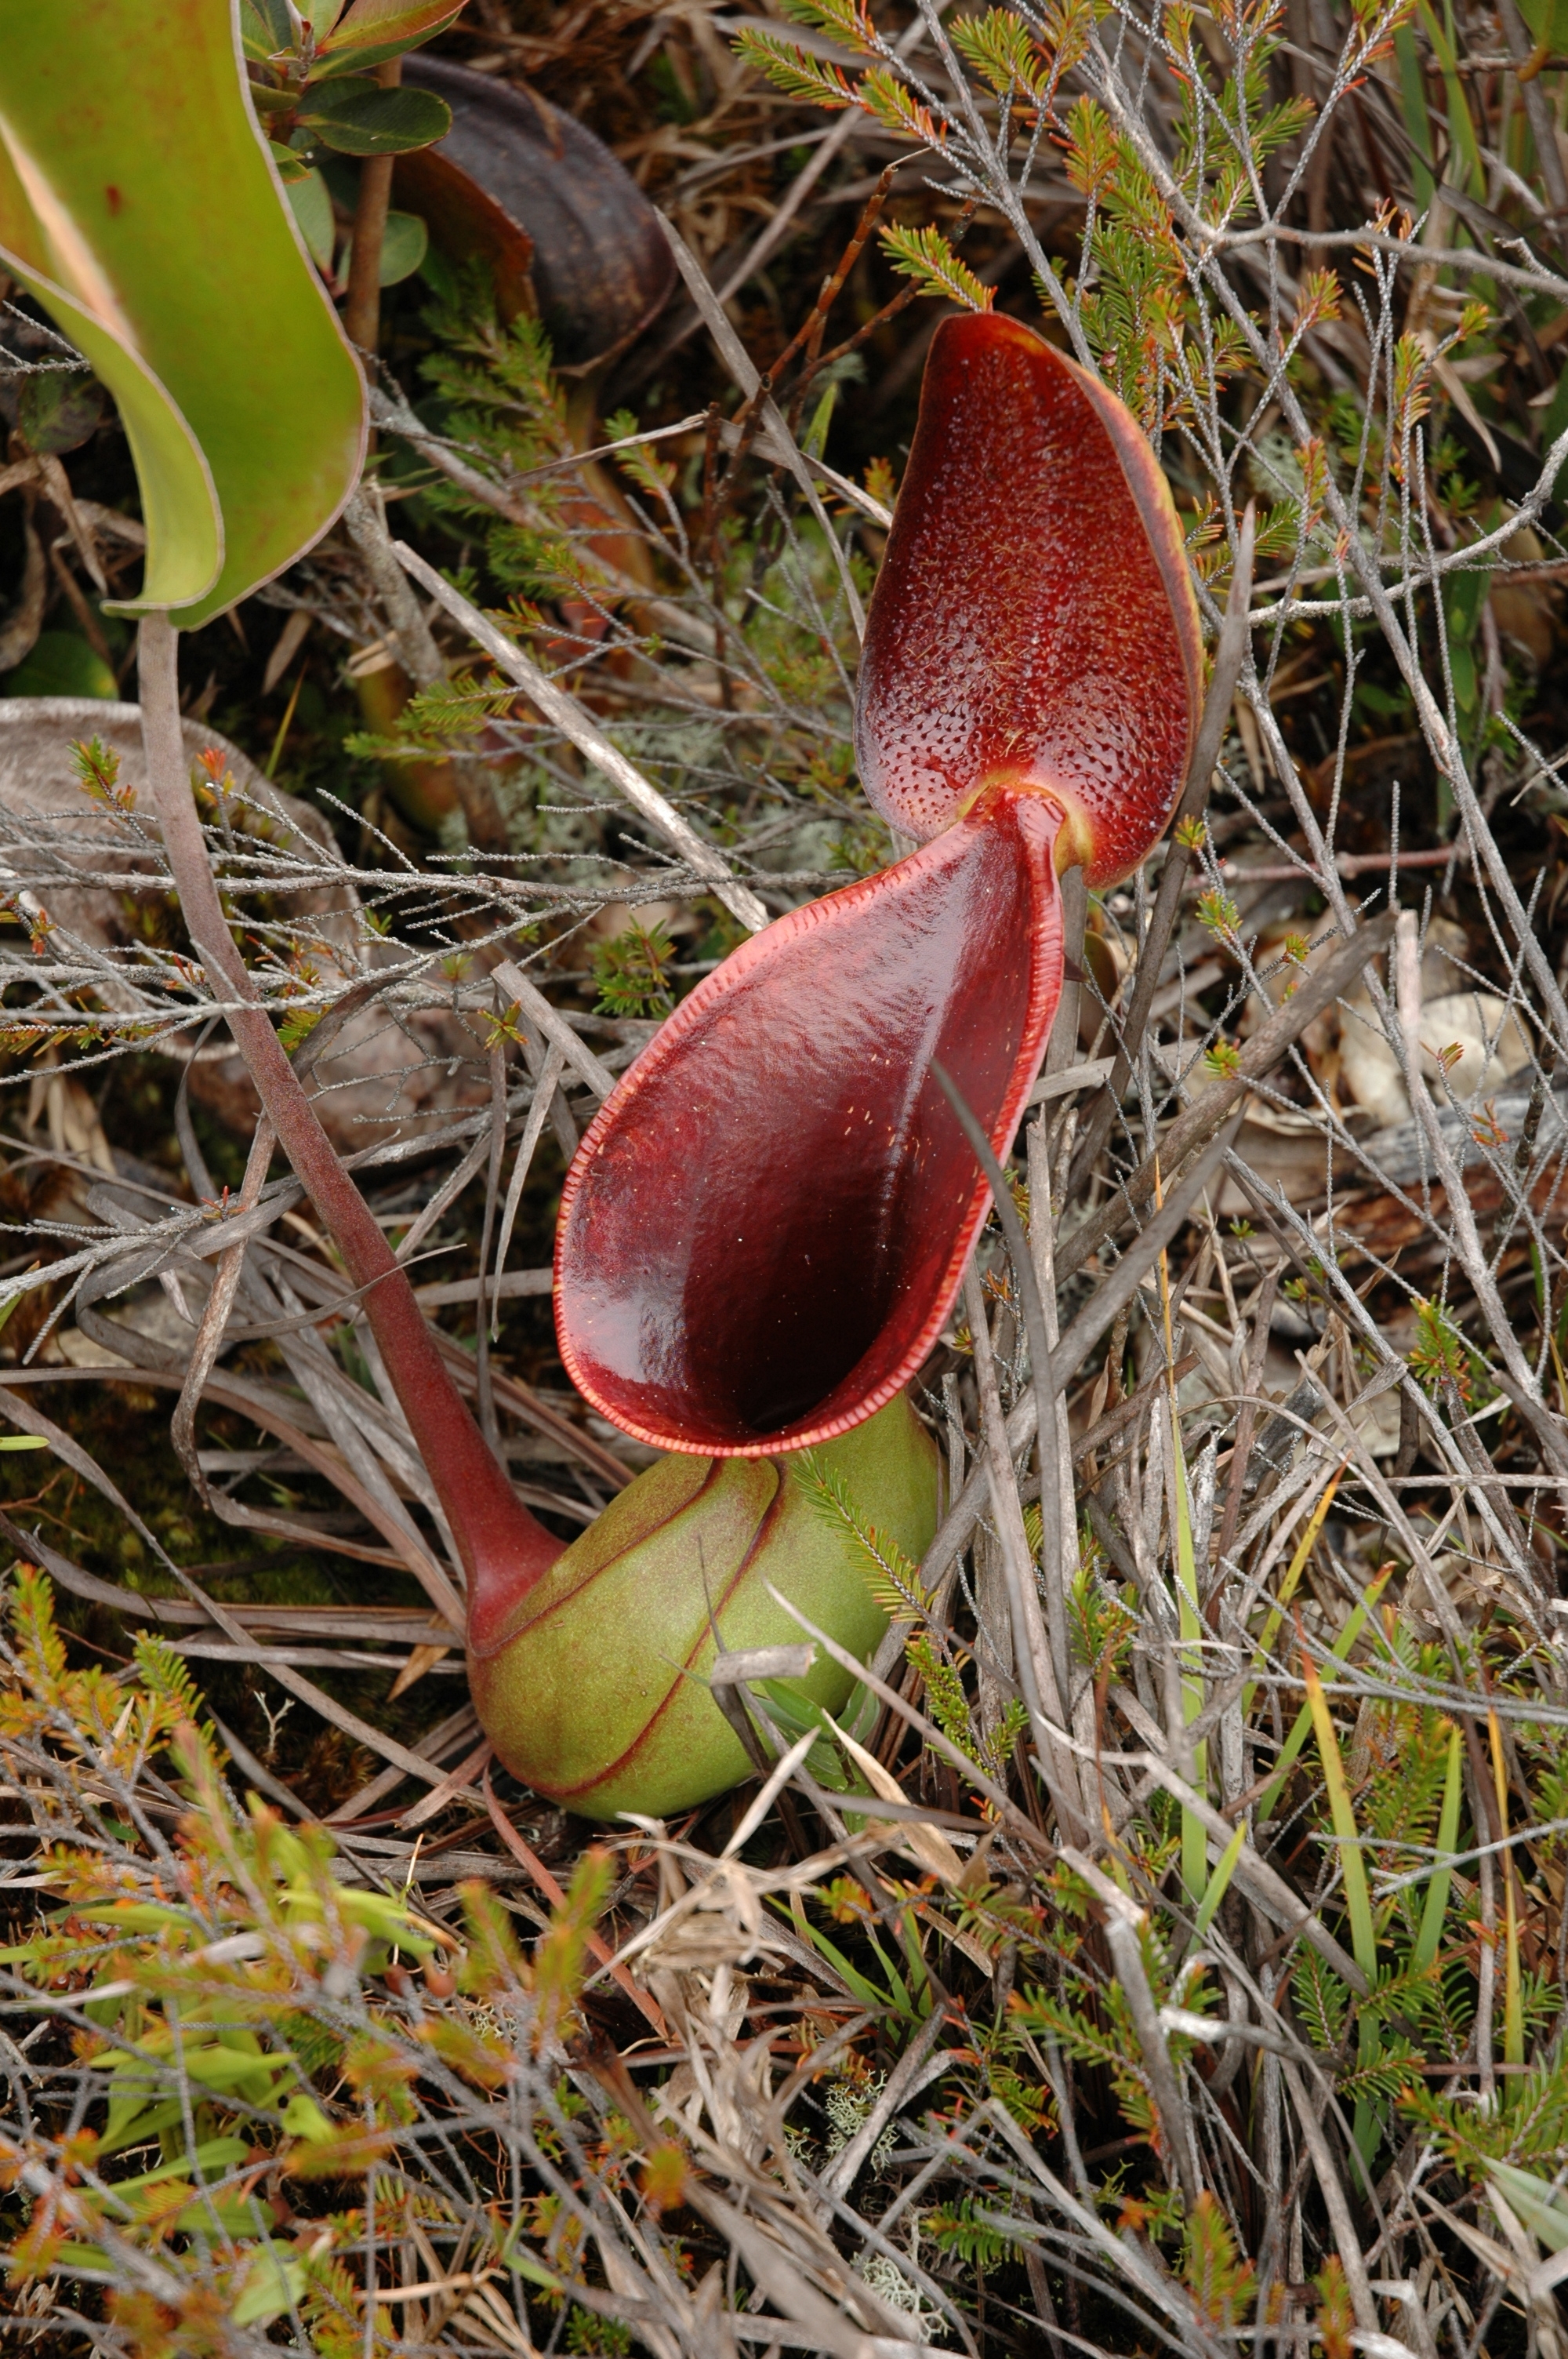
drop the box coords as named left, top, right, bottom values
left=591, top=918, right=676, bottom=1021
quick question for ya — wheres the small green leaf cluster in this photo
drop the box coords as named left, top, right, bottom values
left=906, top=1631, right=1029, bottom=1780
left=879, top=226, right=995, bottom=316
left=922, top=2192, right=1018, bottom=2270
left=400, top=285, right=644, bottom=656
left=0, top=1570, right=650, bottom=2349
left=1180, top=2191, right=1258, bottom=2330
left=69, top=736, right=136, bottom=816
left=347, top=670, right=520, bottom=763
left=241, top=0, right=460, bottom=168
left=1068, top=1562, right=1136, bottom=1681
left=592, top=921, right=676, bottom=1021
left=1409, top=1295, right=1489, bottom=1405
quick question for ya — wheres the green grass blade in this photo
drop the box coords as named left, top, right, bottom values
left=1419, top=0, right=1486, bottom=197
left=1301, top=1648, right=1377, bottom=1987
left=1490, top=1708, right=1524, bottom=2079
left=1411, top=1722, right=1462, bottom=1981
left=1191, top=1823, right=1247, bottom=1945
left=1256, top=1565, right=1392, bottom=1823
left=1393, top=24, right=1436, bottom=207
left=1302, top=1645, right=1383, bottom=2164
left=1243, top=1467, right=1345, bottom=1717
left=785, top=1917, right=892, bottom=2013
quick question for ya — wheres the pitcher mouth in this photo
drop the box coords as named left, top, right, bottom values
left=554, top=789, right=1066, bottom=1456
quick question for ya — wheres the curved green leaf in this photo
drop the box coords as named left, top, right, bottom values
left=269, top=137, right=314, bottom=183
left=286, top=167, right=336, bottom=272
left=0, top=126, right=220, bottom=613
left=232, top=2242, right=308, bottom=2330
left=298, top=76, right=451, bottom=154
left=0, top=0, right=365, bottom=627
left=241, top=0, right=299, bottom=59
left=314, top=0, right=470, bottom=74
left=1412, top=1723, right=1463, bottom=1981
left=1491, top=2161, right=1568, bottom=2254
left=322, top=0, right=468, bottom=53
left=382, top=208, right=429, bottom=283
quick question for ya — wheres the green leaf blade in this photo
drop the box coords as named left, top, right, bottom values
left=0, top=0, right=365, bottom=626
left=298, top=77, right=452, bottom=154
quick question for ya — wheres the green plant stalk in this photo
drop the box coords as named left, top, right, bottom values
left=1255, top=1565, right=1392, bottom=1823
left=1411, top=1722, right=1463, bottom=1981
left=885, top=1910, right=932, bottom=2026
left=1301, top=1646, right=1381, bottom=2161
left=1393, top=25, right=1437, bottom=209
left=1301, top=1654, right=1378, bottom=1976
left=1490, top=1708, right=1525, bottom=2084
left=783, top=1910, right=921, bottom=2021
left=1420, top=0, right=1486, bottom=198
left=1190, top=1823, right=1247, bottom=1946
left=1242, top=1467, right=1344, bottom=1718
left=1543, top=362, right=1568, bottom=501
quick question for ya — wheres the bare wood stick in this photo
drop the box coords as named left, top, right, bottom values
left=492, top=1040, right=564, bottom=1320
left=935, top=1060, right=1072, bottom=1711
left=391, top=542, right=769, bottom=933
left=346, top=480, right=443, bottom=685
left=492, top=958, right=617, bottom=1097
left=917, top=1126, right=1238, bottom=1598
left=1068, top=1856, right=1201, bottom=2205
left=0, top=1349, right=466, bottom=1630
left=1101, top=1688, right=1371, bottom=1994
left=818, top=2001, right=949, bottom=2200
left=964, top=1263, right=1086, bottom=1840
left=1058, top=911, right=1395, bottom=1286
left=764, top=1584, right=1059, bottom=1861
left=656, top=212, right=868, bottom=639
left=1068, top=506, right=1257, bottom=1198
left=1210, top=1265, right=1278, bottom=1581
left=979, top=2102, right=1220, bottom=2346
left=1497, top=0, right=1568, bottom=220
left=0, top=1383, right=469, bottom=1786
left=325, top=1704, right=478, bottom=1825
left=1280, top=2060, right=1382, bottom=2333
left=369, top=382, right=891, bottom=533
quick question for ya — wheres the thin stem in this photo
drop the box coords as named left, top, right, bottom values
left=343, top=61, right=401, bottom=354
left=136, top=612, right=564, bottom=1632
